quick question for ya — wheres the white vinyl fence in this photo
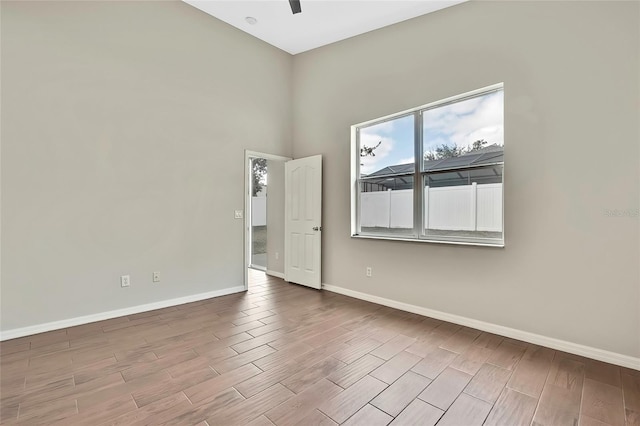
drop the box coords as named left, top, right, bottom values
left=360, top=183, right=502, bottom=232
left=251, top=196, right=267, bottom=226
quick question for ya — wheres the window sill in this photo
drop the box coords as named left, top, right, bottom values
left=351, top=233, right=505, bottom=248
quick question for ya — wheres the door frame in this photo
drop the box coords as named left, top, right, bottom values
left=244, top=150, right=291, bottom=291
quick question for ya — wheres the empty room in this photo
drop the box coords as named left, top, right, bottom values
left=1, top=0, right=638, bottom=425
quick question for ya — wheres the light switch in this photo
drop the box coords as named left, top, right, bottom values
left=234, top=210, right=243, bottom=219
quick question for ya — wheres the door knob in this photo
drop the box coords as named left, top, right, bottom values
left=313, top=226, right=322, bottom=231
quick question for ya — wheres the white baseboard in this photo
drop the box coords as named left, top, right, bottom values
left=0, top=286, right=246, bottom=341
left=266, top=270, right=285, bottom=279
left=322, top=283, right=640, bottom=371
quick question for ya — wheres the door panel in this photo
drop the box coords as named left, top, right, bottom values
left=285, top=155, right=322, bottom=289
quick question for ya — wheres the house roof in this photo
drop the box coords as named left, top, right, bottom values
left=363, top=144, right=503, bottom=179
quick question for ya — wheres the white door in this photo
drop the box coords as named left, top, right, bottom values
left=285, top=155, right=322, bottom=289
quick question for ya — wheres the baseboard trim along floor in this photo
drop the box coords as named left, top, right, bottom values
left=322, top=283, right=640, bottom=371
left=0, top=285, right=246, bottom=341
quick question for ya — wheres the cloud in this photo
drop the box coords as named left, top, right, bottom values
left=397, top=156, right=415, bottom=165
left=365, top=119, right=395, bottom=135
left=424, top=136, right=450, bottom=152
left=424, top=91, right=504, bottom=150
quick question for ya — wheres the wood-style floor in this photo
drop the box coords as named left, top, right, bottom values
left=1, top=270, right=638, bottom=425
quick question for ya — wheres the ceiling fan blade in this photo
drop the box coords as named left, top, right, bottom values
left=289, top=0, right=301, bottom=14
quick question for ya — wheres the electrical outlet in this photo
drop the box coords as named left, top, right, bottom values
left=234, top=210, right=243, bottom=219
left=366, top=267, right=372, bottom=277
left=152, top=271, right=160, bottom=283
left=121, top=275, right=130, bottom=287
left=275, top=252, right=279, bottom=260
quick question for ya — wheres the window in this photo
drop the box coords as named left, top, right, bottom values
left=351, top=84, right=504, bottom=246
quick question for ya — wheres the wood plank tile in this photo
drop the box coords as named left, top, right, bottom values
left=132, top=367, right=218, bottom=407
left=183, top=362, right=262, bottom=403
left=343, top=404, right=393, bottom=426
left=370, top=335, right=416, bottom=360
left=580, top=378, right=625, bottom=425
left=327, top=354, right=385, bottom=389
left=430, top=322, right=462, bottom=339
left=418, top=367, right=472, bottom=410
left=389, top=398, right=443, bottom=426
left=156, top=388, right=245, bottom=425
left=484, top=388, right=537, bottom=426
left=194, top=332, right=253, bottom=357
left=626, top=409, right=640, bottom=426
left=405, top=339, right=440, bottom=358
left=547, top=355, right=585, bottom=391
left=282, top=356, right=346, bottom=394
left=371, top=371, right=432, bottom=416
left=622, top=373, right=640, bottom=412
left=436, top=393, right=492, bottom=426
left=507, top=345, right=554, bottom=398
left=206, top=383, right=294, bottom=425
left=233, top=310, right=276, bottom=326
left=51, top=393, right=137, bottom=425
left=213, top=320, right=266, bottom=339
left=333, top=337, right=382, bottom=364
left=0, top=402, right=19, bottom=423
left=319, top=375, right=388, bottom=423
left=235, top=342, right=349, bottom=398
left=231, top=330, right=285, bottom=354
left=108, top=391, right=190, bottom=425
left=439, top=328, right=481, bottom=354
left=585, top=360, right=622, bottom=387
left=16, top=397, right=77, bottom=424
left=253, top=341, right=314, bottom=371
left=247, top=415, right=276, bottom=426
left=3, top=377, right=75, bottom=407
left=120, top=349, right=198, bottom=381
left=449, top=344, right=494, bottom=375
left=293, top=409, right=337, bottom=426
left=28, top=330, right=69, bottom=349
left=370, top=351, right=422, bottom=384
left=2, top=272, right=631, bottom=426
left=579, top=415, right=613, bottom=426
left=532, top=384, right=581, bottom=426
left=464, top=363, right=512, bottom=404
left=0, top=340, right=30, bottom=355
left=410, top=347, right=457, bottom=379
left=210, top=344, right=276, bottom=374
left=487, top=340, right=526, bottom=371
left=76, top=370, right=171, bottom=411
left=266, top=378, right=343, bottom=425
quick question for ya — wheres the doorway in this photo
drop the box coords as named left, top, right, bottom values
left=244, top=151, right=291, bottom=290
left=249, top=157, right=268, bottom=270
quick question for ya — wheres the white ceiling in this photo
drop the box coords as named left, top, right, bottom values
left=183, top=0, right=466, bottom=55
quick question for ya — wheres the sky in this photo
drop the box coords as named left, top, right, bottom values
left=359, top=90, right=504, bottom=176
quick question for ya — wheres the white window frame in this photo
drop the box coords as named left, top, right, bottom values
left=350, top=83, right=505, bottom=247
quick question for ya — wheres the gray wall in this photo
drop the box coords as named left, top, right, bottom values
left=267, top=159, right=285, bottom=275
left=0, top=1, right=292, bottom=330
left=292, top=1, right=640, bottom=357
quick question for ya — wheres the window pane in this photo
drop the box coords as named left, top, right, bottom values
left=359, top=177, right=414, bottom=236
left=423, top=166, right=503, bottom=241
left=359, top=114, right=415, bottom=179
left=423, top=90, right=503, bottom=170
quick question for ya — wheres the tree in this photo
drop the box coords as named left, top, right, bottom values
left=424, top=139, right=490, bottom=161
left=424, top=144, right=465, bottom=161
left=252, top=158, right=267, bottom=196
left=360, top=141, right=382, bottom=158
left=469, top=139, right=488, bottom=152
left=360, top=140, right=382, bottom=167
